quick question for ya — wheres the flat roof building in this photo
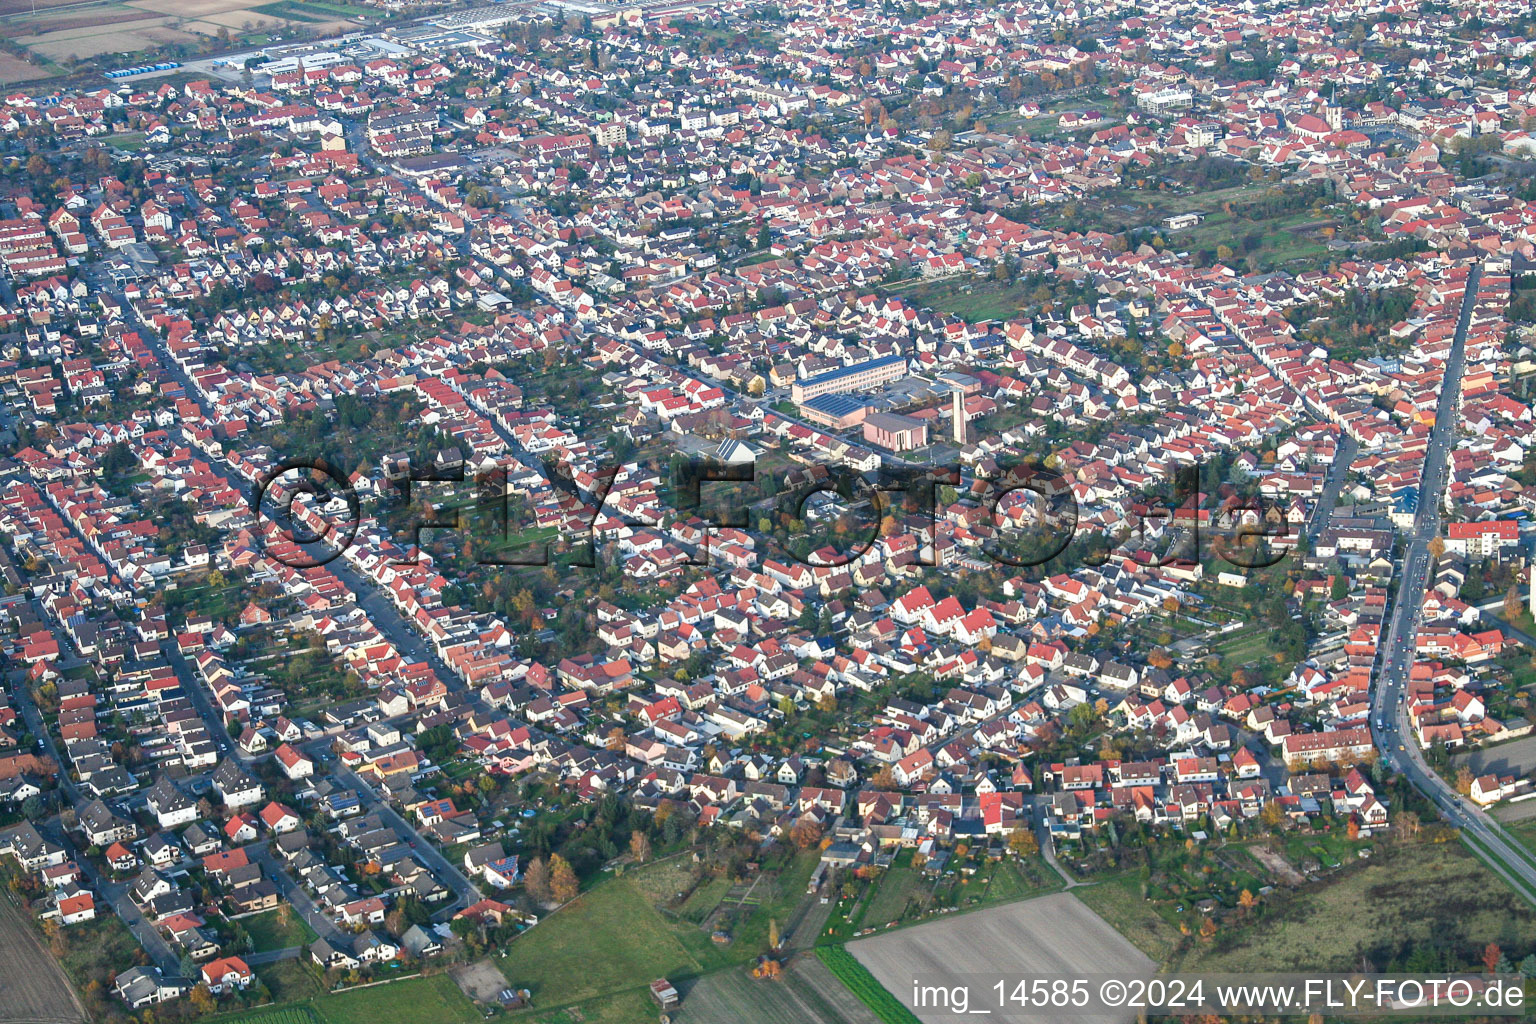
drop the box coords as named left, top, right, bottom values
left=863, top=412, right=928, bottom=452
left=790, top=355, right=907, bottom=404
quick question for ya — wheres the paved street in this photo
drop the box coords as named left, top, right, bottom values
left=1369, top=262, right=1536, bottom=901
left=331, top=765, right=484, bottom=905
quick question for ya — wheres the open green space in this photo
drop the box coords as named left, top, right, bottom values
left=1074, top=870, right=1183, bottom=963
left=218, top=969, right=475, bottom=1024
left=885, top=276, right=1031, bottom=323
left=518, top=986, right=657, bottom=1024
left=1503, top=817, right=1536, bottom=859
left=824, top=849, right=1060, bottom=943
left=319, top=974, right=478, bottom=1024
left=677, top=876, right=731, bottom=923
left=243, top=907, right=318, bottom=952
left=500, top=873, right=706, bottom=1005
left=858, top=853, right=925, bottom=930
left=255, top=959, right=325, bottom=1004
left=500, top=851, right=818, bottom=1010
left=1174, top=839, right=1536, bottom=972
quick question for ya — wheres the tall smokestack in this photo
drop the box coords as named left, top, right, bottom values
left=952, top=387, right=966, bottom=445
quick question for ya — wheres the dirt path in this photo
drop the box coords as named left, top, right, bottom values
left=450, top=959, right=508, bottom=1004
left=1250, top=845, right=1305, bottom=886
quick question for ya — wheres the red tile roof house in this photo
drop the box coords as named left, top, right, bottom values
left=259, top=801, right=301, bottom=834
left=57, top=891, right=96, bottom=925
left=200, top=956, right=252, bottom=995
left=274, top=743, right=314, bottom=780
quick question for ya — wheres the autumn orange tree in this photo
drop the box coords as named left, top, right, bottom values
left=550, top=854, right=580, bottom=903
left=1007, top=829, right=1039, bottom=857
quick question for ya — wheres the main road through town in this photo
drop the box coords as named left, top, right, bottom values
left=1371, top=262, right=1536, bottom=902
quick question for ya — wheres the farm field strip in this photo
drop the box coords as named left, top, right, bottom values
left=846, top=893, right=1154, bottom=1024
left=0, top=892, right=88, bottom=1024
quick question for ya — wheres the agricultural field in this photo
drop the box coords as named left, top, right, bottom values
left=815, top=946, right=920, bottom=1024
left=14, top=10, right=202, bottom=62
left=0, top=891, right=87, bottom=1024
left=0, top=51, right=54, bottom=84
left=847, top=893, right=1154, bottom=1024
left=674, top=957, right=883, bottom=1024
left=213, top=1007, right=320, bottom=1024
left=1, top=0, right=352, bottom=65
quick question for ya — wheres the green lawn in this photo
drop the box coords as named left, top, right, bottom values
left=244, top=908, right=318, bottom=952
left=1504, top=817, right=1536, bottom=859
left=972, top=856, right=1058, bottom=905
left=678, top=876, right=731, bottom=923
left=501, top=874, right=706, bottom=1005
left=318, top=974, right=478, bottom=1024
left=503, top=852, right=819, bottom=1008
left=218, top=970, right=475, bottom=1024
left=884, top=277, right=1030, bottom=323
left=517, top=987, right=657, bottom=1024
left=860, top=853, right=924, bottom=929
left=255, top=960, right=325, bottom=1005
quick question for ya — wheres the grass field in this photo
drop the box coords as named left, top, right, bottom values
left=835, top=852, right=1061, bottom=939
left=318, top=975, right=478, bottom=1024
left=859, top=854, right=925, bottom=930
left=1073, top=871, right=1183, bottom=963
left=1504, top=817, right=1536, bottom=858
left=885, top=277, right=1030, bottom=323
left=678, top=876, right=731, bottom=923
left=248, top=0, right=369, bottom=21
left=243, top=907, right=318, bottom=952
left=254, top=960, right=326, bottom=1004
left=518, top=987, right=658, bottom=1024
left=213, top=1007, right=320, bottom=1024
left=501, top=853, right=819, bottom=1014
left=501, top=874, right=707, bottom=1005
left=1174, top=839, right=1536, bottom=972
left=217, top=971, right=476, bottom=1024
